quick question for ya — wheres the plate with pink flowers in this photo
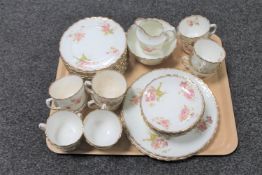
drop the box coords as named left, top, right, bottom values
left=59, top=17, right=126, bottom=72
left=140, top=74, right=204, bottom=134
left=122, top=69, right=219, bottom=161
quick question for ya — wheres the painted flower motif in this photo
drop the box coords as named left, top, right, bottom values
left=145, top=82, right=165, bottom=105
left=143, top=47, right=157, bottom=53
left=196, top=116, right=213, bottom=132
left=101, top=23, right=114, bottom=35
left=179, top=81, right=195, bottom=100
left=106, top=46, right=120, bottom=56
left=71, top=97, right=81, bottom=105
left=143, top=132, right=168, bottom=150
left=153, top=117, right=170, bottom=129
left=130, top=91, right=142, bottom=105
left=76, top=54, right=96, bottom=69
left=69, top=32, right=85, bottom=42
left=179, top=105, right=194, bottom=121
left=186, top=16, right=200, bottom=26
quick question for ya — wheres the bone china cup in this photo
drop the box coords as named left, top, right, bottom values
left=83, top=109, right=122, bottom=149
left=190, top=38, right=226, bottom=74
left=85, top=70, right=127, bottom=111
left=178, top=15, right=217, bottom=53
left=135, top=18, right=176, bottom=56
left=39, top=111, right=83, bottom=151
left=46, top=75, right=87, bottom=112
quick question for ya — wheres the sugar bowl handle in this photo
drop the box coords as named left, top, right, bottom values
left=84, top=81, right=94, bottom=94
left=38, top=123, right=46, bottom=132
left=209, top=24, right=217, bottom=35
left=45, top=98, right=61, bottom=110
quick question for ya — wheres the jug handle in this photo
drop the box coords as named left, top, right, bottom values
left=164, top=30, right=176, bottom=43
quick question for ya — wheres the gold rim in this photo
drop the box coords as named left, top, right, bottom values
left=177, top=15, right=211, bottom=38
left=140, top=73, right=205, bottom=135
left=48, top=75, right=84, bottom=100
left=83, top=109, right=123, bottom=149
left=121, top=68, right=219, bottom=161
left=59, top=17, right=127, bottom=73
left=127, top=19, right=177, bottom=62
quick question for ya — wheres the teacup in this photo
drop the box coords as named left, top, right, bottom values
left=39, top=111, right=83, bottom=151
left=178, top=15, right=217, bottom=53
left=85, top=70, right=127, bottom=111
left=46, top=75, right=88, bottom=112
left=185, top=38, right=226, bottom=74
left=135, top=18, right=175, bottom=55
left=83, top=109, right=122, bottom=149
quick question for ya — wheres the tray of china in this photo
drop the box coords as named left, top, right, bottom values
left=47, top=34, right=238, bottom=159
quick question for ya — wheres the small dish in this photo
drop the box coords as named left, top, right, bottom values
left=140, top=74, right=204, bottom=134
left=39, top=111, right=83, bottom=151
left=83, top=109, right=122, bottom=149
left=127, top=19, right=177, bottom=65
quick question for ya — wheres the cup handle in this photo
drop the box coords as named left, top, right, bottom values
left=101, top=103, right=108, bottom=110
left=76, top=113, right=83, bottom=119
left=84, top=81, right=94, bottom=94
left=45, top=98, right=61, bottom=110
left=209, top=24, right=217, bottom=35
left=39, top=123, right=46, bottom=132
left=87, top=100, right=99, bottom=109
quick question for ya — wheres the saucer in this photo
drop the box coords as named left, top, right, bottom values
left=127, top=19, right=177, bottom=65
left=140, top=74, right=204, bottom=134
left=122, top=69, right=219, bottom=161
left=60, top=17, right=126, bottom=73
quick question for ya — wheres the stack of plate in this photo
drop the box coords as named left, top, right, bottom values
left=59, top=17, right=128, bottom=79
left=122, top=69, right=219, bottom=161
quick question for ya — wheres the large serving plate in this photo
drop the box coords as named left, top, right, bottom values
left=47, top=35, right=238, bottom=156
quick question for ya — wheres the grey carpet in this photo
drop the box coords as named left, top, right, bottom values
left=0, top=0, right=261, bottom=174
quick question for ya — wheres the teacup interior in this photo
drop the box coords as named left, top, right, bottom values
left=92, top=70, right=127, bottom=98
left=49, top=75, right=83, bottom=99
left=139, top=20, right=163, bottom=36
left=194, top=39, right=226, bottom=63
left=178, top=15, right=210, bottom=38
left=83, top=110, right=122, bottom=147
left=46, top=111, right=83, bottom=146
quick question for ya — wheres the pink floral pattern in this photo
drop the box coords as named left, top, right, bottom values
left=145, top=82, right=165, bottom=105
left=101, top=23, right=114, bottom=35
left=143, top=47, right=157, bottom=52
left=179, top=105, right=194, bottom=121
left=186, top=16, right=200, bottom=26
left=179, top=81, right=195, bottom=100
left=76, top=54, right=96, bottom=69
left=106, top=46, right=120, bottom=56
left=196, top=116, right=213, bottom=132
left=69, top=32, right=85, bottom=42
left=143, top=132, right=168, bottom=150
left=130, top=91, right=142, bottom=105
left=153, top=117, right=170, bottom=129
left=71, top=97, right=82, bottom=105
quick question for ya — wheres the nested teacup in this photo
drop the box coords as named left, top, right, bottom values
left=83, top=108, right=122, bottom=149
left=178, top=15, right=217, bottom=53
left=189, top=38, right=226, bottom=74
left=85, top=70, right=127, bottom=111
left=135, top=18, right=176, bottom=55
left=46, top=75, right=88, bottom=112
left=39, top=111, right=83, bottom=151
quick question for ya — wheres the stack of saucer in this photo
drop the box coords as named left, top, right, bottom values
left=122, top=68, right=219, bottom=161
left=59, top=17, right=128, bottom=79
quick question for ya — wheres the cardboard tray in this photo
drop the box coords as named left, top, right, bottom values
left=47, top=35, right=238, bottom=156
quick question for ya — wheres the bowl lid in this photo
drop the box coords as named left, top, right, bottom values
left=141, top=74, right=204, bottom=134
left=60, top=17, right=126, bottom=72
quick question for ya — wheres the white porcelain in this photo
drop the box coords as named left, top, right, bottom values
left=39, top=111, right=83, bottom=151
left=178, top=15, right=217, bottom=53
left=141, top=75, right=204, bottom=134
left=127, top=19, right=177, bottom=65
left=83, top=109, right=122, bottom=148
left=190, top=39, right=226, bottom=74
left=46, top=75, right=87, bottom=112
left=85, top=70, right=127, bottom=110
left=59, top=17, right=126, bottom=72
left=135, top=18, right=176, bottom=56
left=122, top=69, right=219, bottom=161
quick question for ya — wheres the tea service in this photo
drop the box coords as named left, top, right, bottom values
left=39, top=15, right=225, bottom=161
